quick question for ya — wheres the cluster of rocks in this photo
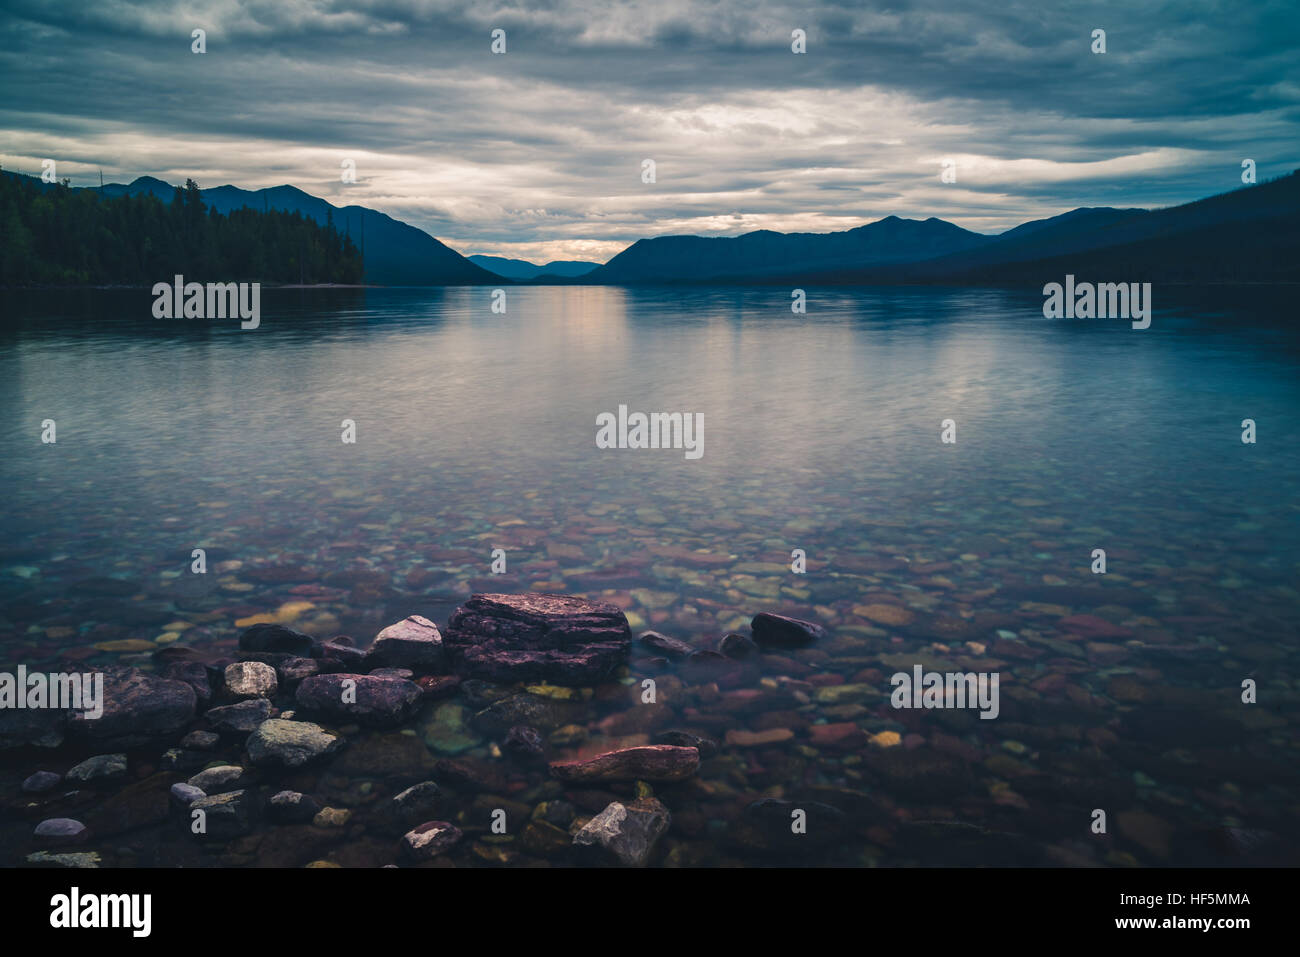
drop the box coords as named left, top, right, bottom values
left=3, top=594, right=632, bottom=750
left=11, top=585, right=1258, bottom=869
left=12, top=592, right=802, bottom=868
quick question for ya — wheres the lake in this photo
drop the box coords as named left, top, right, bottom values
left=1, top=284, right=1297, bottom=866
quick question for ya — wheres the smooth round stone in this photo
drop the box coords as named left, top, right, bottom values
left=170, top=783, right=206, bottom=807
left=22, top=771, right=62, bottom=793
left=34, top=818, right=89, bottom=846
left=189, top=765, right=252, bottom=792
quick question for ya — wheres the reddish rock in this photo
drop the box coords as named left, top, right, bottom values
left=808, top=722, right=866, bottom=747
left=549, top=745, right=699, bottom=783
left=719, top=688, right=766, bottom=712
left=726, top=728, right=794, bottom=747
left=807, top=673, right=847, bottom=687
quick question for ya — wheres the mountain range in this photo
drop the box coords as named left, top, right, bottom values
left=586, top=215, right=991, bottom=282
left=8, top=168, right=1299, bottom=285
left=468, top=255, right=599, bottom=280
left=585, top=172, right=1300, bottom=284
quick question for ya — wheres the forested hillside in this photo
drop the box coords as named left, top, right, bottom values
left=0, top=172, right=363, bottom=286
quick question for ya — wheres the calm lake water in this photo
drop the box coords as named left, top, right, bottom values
left=1, top=285, right=1297, bottom=867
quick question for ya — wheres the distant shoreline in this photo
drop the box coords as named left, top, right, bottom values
left=2, top=279, right=1297, bottom=292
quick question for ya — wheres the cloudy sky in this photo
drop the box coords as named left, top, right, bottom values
left=2, top=0, right=1297, bottom=263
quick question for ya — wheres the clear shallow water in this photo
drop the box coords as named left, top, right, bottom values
left=1, top=285, right=1297, bottom=866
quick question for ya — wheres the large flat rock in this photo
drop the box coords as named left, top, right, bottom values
left=67, top=666, right=196, bottom=751
left=443, top=593, right=631, bottom=685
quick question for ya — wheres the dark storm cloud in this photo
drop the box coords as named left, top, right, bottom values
left=2, top=0, right=1296, bottom=261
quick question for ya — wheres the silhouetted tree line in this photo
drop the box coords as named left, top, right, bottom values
left=0, top=172, right=363, bottom=286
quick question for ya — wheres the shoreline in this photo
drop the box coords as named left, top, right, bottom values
left=1, top=279, right=1296, bottom=292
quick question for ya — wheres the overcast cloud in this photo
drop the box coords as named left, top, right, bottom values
left=2, top=0, right=1297, bottom=263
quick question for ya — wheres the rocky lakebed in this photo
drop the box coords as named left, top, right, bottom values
left=1, top=589, right=1294, bottom=868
